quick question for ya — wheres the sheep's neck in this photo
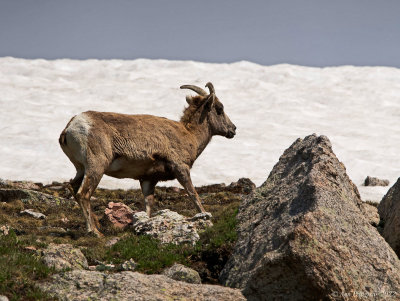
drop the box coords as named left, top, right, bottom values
left=180, top=104, right=213, bottom=160
left=191, top=122, right=212, bottom=159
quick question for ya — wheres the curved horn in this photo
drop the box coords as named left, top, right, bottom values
left=180, top=85, right=207, bottom=96
left=205, top=82, right=215, bottom=95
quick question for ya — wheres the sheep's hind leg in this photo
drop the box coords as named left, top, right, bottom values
left=140, top=180, right=157, bottom=217
left=70, top=165, right=84, bottom=195
left=172, top=164, right=206, bottom=214
left=65, top=168, right=85, bottom=220
left=76, top=171, right=104, bottom=237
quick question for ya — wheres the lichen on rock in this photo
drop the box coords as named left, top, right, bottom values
left=41, top=243, right=88, bottom=271
left=131, top=209, right=212, bottom=245
left=39, top=270, right=245, bottom=301
left=162, top=263, right=201, bottom=284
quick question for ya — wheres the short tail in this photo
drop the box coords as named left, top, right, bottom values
left=59, top=130, right=67, bottom=145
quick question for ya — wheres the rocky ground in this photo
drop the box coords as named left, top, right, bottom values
left=3, top=134, right=400, bottom=300
left=0, top=178, right=253, bottom=300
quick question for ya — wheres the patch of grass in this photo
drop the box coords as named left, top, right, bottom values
left=197, top=203, right=238, bottom=250
left=189, top=203, right=239, bottom=283
left=104, top=235, right=190, bottom=274
left=0, top=231, right=55, bottom=301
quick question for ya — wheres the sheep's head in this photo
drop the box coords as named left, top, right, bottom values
left=180, top=82, right=236, bottom=139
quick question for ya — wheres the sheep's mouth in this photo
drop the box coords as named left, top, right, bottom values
left=226, top=130, right=236, bottom=139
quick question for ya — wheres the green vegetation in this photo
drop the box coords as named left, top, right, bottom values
left=0, top=231, right=55, bottom=301
left=197, top=203, right=238, bottom=249
left=86, top=202, right=239, bottom=282
left=0, top=181, right=244, bottom=298
left=82, top=202, right=239, bottom=276
left=105, top=235, right=190, bottom=273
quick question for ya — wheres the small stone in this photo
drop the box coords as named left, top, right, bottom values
left=105, top=236, right=121, bottom=247
left=162, top=263, right=201, bottom=284
left=189, top=212, right=212, bottom=221
left=364, top=176, right=389, bottom=187
left=121, top=258, right=137, bottom=271
left=0, top=295, right=9, bottom=301
left=38, top=226, right=67, bottom=236
left=0, top=225, right=10, bottom=236
left=47, top=185, right=64, bottom=191
left=24, top=246, right=37, bottom=251
left=20, top=209, right=46, bottom=219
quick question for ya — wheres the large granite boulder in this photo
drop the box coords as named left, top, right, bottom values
left=39, top=270, right=245, bottom=301
left=378, top=177, right=400, bottom=255
left=220, top=134, right=400, bottom=300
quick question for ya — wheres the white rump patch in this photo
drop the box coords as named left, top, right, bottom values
left=63, top=113, right=92, bottom=166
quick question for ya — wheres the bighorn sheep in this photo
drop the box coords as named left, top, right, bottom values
left=59, top=82, right=236, bottom=236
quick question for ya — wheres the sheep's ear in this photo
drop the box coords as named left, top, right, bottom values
left=186, top=96, right=194, bottom=105
left=204, top=94, right=215, bottom=111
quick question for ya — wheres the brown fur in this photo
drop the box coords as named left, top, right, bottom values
left=59, top=83, right=236, bottom=236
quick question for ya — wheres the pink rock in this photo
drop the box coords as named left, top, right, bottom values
left=105, top=202, right=134, bottom=229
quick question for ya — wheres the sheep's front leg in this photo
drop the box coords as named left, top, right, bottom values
left=140, top=180, right=157, bottom=217
left=172, top=164, right=206, bottom=214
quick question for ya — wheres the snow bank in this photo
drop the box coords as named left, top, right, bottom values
left=1, top=57, right=399, bottom=202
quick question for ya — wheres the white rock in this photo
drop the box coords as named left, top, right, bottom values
left=131, top=209, right=212, bottom=245
left=20, top=209, right=46, bottom=219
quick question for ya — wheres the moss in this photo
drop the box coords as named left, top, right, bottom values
left=196, top=202, right=239, bottom=249
left=103, top=235, right=190, bottom=274
left=0, top=231, right=55, bottom=301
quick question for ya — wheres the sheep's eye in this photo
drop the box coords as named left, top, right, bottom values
left=216, top=106, right=224, bottom=115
